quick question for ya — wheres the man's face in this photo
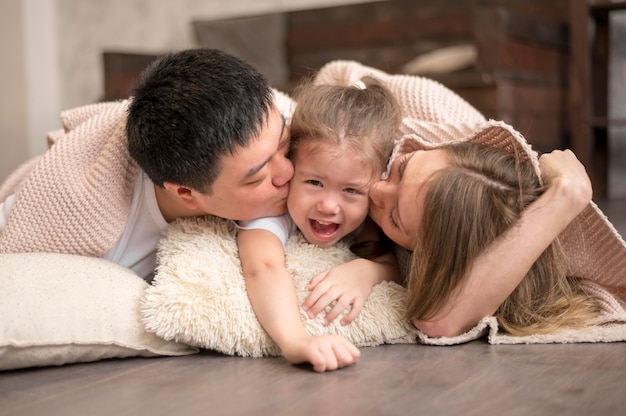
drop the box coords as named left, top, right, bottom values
left=195, top=106, right=294, bottom=221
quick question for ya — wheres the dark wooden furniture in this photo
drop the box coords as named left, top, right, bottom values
left=569, top=0, right=626, bottom=198
left=103, top=1, right=573, bottom=155
left=102, top=52, right=160, bottom=101
left=287, top=0, right=570, bottom=153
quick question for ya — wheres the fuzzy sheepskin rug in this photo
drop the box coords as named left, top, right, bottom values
left=141, top=216, right=626, bottom=355
left=141, top=216, right=419, bottom=357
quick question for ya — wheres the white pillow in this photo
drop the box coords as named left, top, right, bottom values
left=0, top=253, right=197, bottom=371
left=141, top=216, right=418, bottom=357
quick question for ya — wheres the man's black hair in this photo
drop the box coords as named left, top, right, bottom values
left=126, top=48, right=274, bottom=193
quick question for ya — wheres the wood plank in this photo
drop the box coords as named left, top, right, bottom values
left=2, top=342, right=626, bottom=415
left=286, top=0, right=475, bottom=85
left=568, top=0, right=592, bottom=163
left=428, top=71, right=498, bottom=118
left=474, top=0, right=569, bottom=22
left=102, top=52, right=160, bottom=101
left=496, top=81, right=563, bottom=113
left=288, top=0, right=472, bottom=28
left=475, top=38, right=568, bottom=78
left=192, top=14, right=288, bottom=89
left=473, top=7, right=568, bottom=49
left=287, top=15, right=472, bottom=52
left=568, top=0, right=610, bottom=197
left=591, top=0, right=626, bottom=16
left=287, top=43, right=437, bottom=87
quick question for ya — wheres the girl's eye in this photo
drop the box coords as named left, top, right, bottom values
left=306, top=179, right=322, bottom=187
left=344, top=188, right=357, bottom=194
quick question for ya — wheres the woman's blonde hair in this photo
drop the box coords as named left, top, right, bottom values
left=405, top=141, right=604, bottom=335
left=290, top=76, right=401, bottom=180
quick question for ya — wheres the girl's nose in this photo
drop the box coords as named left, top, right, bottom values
left=317, top=195, right=340, bottom=214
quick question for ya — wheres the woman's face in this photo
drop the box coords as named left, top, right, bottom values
left=369, top=149, right=449, bottom=250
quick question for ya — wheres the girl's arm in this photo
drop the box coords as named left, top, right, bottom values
left=237, top=228, right=360, bottom=371
left=303, top=218, right=399, bottom=325
left=413, top=149, right=593, bottom=337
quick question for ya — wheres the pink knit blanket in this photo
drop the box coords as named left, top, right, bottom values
left=0, top=100, right=139, bottom=256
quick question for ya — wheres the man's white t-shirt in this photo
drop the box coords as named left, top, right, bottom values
left=0, top=193, right=17, bottom=230
left=0, top=171, right=168, bottom=282
left=102, top=171, right=169, bottom=281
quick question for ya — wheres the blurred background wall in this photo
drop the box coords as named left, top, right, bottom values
left=0, top=0, right=377, bottom=184
left=1, top=0, right=624, bottom=198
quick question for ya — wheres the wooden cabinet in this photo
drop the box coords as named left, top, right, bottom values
left=569, top=0, right=626, bottom=198
left=102, top=52, right=159, bottom=101
left=286, top=0, right=570, bottom=153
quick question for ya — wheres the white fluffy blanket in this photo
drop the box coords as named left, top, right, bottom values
left=141, top=216, right=626, bottom=356
left=141, top=216, right=418, bottom=357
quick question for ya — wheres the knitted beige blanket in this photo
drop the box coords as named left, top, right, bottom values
left=0, top=100, right=139, bottom=256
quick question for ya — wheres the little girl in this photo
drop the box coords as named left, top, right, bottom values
left=237, top=76, right=401, bottom=372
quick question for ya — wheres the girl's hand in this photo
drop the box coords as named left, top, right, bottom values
left=280, top=334, right=360, bottom=372
left=302, top=259, right=377, bottom=326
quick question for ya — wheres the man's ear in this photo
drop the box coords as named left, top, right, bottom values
left=163, top=181, right=198, bottom=210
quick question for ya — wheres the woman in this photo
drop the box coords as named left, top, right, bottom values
left=369, top=138, right=602, bottom=337
left=313, top=59, right=626, bottom=338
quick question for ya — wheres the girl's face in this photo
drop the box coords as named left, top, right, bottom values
left=369, top=149, right=449, bottom=250
left=287, top=142, right=374, bottom=247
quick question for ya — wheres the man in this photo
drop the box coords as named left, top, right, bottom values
left=0, top=49, right=293, bottom=282
left=0, top=49, right=361, bottom=373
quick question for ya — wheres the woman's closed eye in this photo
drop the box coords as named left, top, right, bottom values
left=395, top=155, right=410, bottom=178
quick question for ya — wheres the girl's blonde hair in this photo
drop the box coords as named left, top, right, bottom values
left=405, top=141, right=604, bottom=335
left=290, top=76, right=401, bottom=180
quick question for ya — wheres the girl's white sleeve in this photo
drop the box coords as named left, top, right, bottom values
left=236, top=214, right=295, bottom=247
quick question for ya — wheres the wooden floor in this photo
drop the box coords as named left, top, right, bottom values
left=2, top=198, right=626, bottom=416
